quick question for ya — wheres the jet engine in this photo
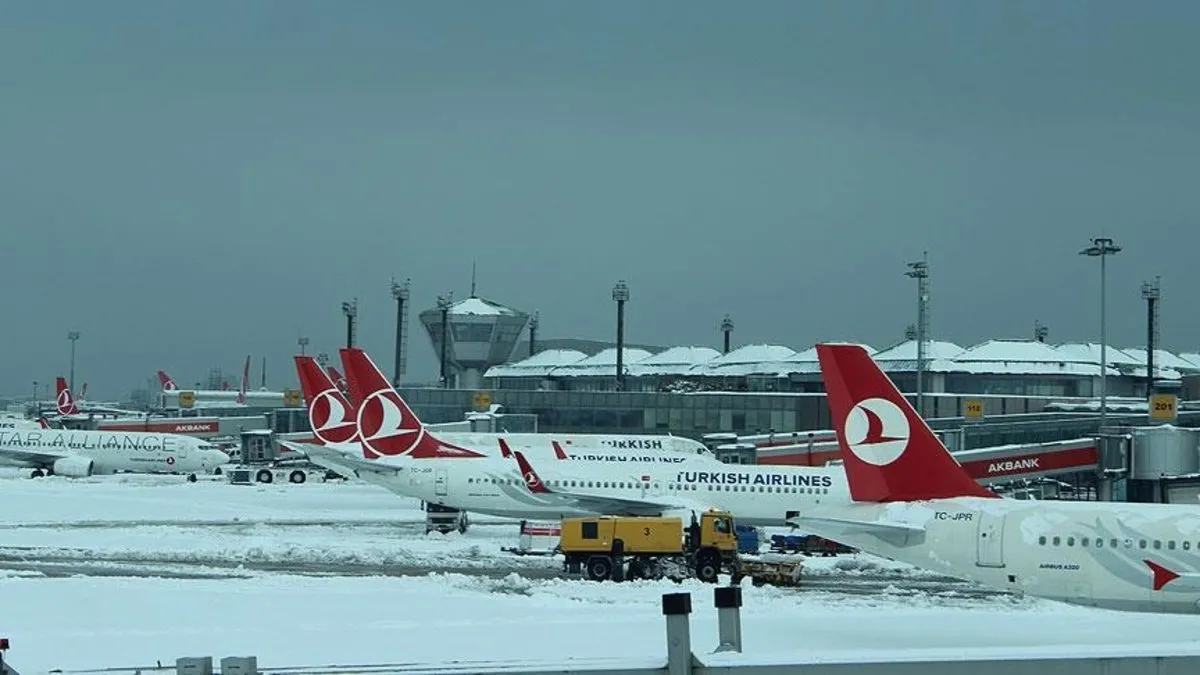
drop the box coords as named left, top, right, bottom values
left=52, top=455, right=94, bottom=478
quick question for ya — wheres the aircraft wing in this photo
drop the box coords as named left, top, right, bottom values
left=786, top=514, right=926, bottom=547
left=0, top=446, right=70, bottom=468
left=510, top=449, right=710, bottom=517
left=280, top=441, right=402, bottom=479
left=546, top=490, right=707, bottom=517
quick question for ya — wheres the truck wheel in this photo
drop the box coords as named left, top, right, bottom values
left=586, top=556, right=613, bottom=582
left=695, top=552, right=720, bottom=584
left=256, top=469, right=273, bottom=483
left=289, top=470, right=307, bottom=484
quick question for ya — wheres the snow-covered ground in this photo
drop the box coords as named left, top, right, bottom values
left=4, top=469, right=1200, bottom=674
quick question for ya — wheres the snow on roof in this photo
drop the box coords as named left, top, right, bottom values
left=626, top=346, right=721, bottom=376
left=872, top=339, right=965, bottom=362
left=698, top=344, right=799, bottom=377
left=1180, top=353, right=1200, bottom=369
left=1052, top=343, right=1142, bottom=366
left=1121, top=347, right=1200, bottom=373
left=549, top=347, right=653, bottom=377
left=447, top=296, right=524, bottom=317
left=484, top=349, right=588, bottom=379
left=954, top=339, right=1069, bottom=363
left=709, top=344, right=797, bottom=365
left=938, top=339, right=1118, bottom=377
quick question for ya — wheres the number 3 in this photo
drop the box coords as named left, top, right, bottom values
left=644, top=527, right=651, bottom=536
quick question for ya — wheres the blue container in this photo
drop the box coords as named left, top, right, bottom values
left=735, top=525, right=760, bottom=554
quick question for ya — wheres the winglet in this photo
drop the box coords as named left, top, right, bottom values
left=552, top=441, right=569, bottom=460
left=498, top=438, right=513, bottom=459
left=1146, top=559, right=1181, bottom=591
left=513, top=450, right=552, bottom=494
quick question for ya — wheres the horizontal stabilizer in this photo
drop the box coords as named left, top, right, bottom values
left=787, top=514, right=926, bottom=547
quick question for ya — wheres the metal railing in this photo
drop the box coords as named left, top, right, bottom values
left=27, top=588, right=1200, bottom=675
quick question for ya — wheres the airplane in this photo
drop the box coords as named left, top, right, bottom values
left=286, top=349, right=849, bottom=527
left=304, top=349, right=713, bottom=457
left=788, top=342, right=1200, bottom=615
left=53, top=377, right=144, bottom=418
left=0, top=425, right=229, bottom=480
left=156, top=359, right=283, bottom=407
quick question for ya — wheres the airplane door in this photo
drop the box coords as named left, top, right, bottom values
left=435, top=469, right=448, bottom=497
left=975, top=512, right=1006, bottom=568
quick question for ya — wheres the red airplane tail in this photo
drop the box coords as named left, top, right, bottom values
left=339, top=347, right=484, bottom=459
left=55, top=377, right=80, bottom=415
left=294, top=355, right=360, bottom=448
left=513, top=450, right=553, bottom=494
left=236, top=356, right=250, bottom=404
left=157, top=370, right=178, bottom=391
left=327, top=366, right=349, bottom=396
left=815, top=343, right=995, bottom=502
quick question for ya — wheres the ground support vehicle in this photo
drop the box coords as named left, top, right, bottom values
left=425, top=502, right=469, bottom=534
left=731, top=558, right=803, bottom=587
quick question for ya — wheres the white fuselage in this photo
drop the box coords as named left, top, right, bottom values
left=427, top=432, right=710, bottom=456
left=316, top=449, right=847, bottom=526
left=0, top=428, right=229, bottom=475
left=802, top=498, right=1200, bottom=615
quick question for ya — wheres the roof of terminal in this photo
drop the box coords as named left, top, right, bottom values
left=485, top=337, right=1200, bottom=380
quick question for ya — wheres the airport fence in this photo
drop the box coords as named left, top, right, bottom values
left=9, top=588, right=1200, bottom=675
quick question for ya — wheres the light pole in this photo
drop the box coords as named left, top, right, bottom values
left=612, top=280, right=630, bottom=391
left=67, top=331, right=80, bottom=392
left=341, top=299, right=358, bottom=349
left=298, top=336, right=309, bottom=356
left=528, top=311, right=539, bottom=358
left=905, top=254, right=929, bottom=418
left=437, top=293, right=453, bottom=388
left=1080, top=237, right=1121, bottom=430
left=1141, top=276, right=1160, bottom=397
left=391, top=277, right=411, bottom=386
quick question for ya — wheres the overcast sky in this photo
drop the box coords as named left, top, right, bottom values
left=2, top=0, right=1198, bottom=398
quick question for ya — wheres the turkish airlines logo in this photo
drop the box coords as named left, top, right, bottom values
left=843, top=397, right=910, bottom=466
left=309, top=388, right=358, bottom=445
left=356, top=389, right=421, bottom=457
left=524, top=470, right=541, bottom=489
left=56, top=389, right=75, bottom=414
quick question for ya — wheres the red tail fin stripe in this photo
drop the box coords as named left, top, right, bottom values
left=552, top=441, right=568, bottom=460
left=341, top=348, right=485, bottom=459
left=1146, top=560, right=1181, bottom=591
left=294, top=356, right=360, bottom=446
left=55, top=377, right=79, bottom=415
left=816, top=343, right=995, bottom=502
left=513, top=451, right=551, bottom=494
left=498, top=438, right=513, bottom=458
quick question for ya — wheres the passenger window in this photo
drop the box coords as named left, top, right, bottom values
left=1124, top=539, right=1132, bottom=548
left=1067, top=537, right=1075, bottom=546
left=1096, top=539, right=1103, bottom=548
left=1169, top=541, right=1177, bottom=550
left=1052, top=536, right=1061, bottom=546
left=581, top=522, right=599, bottom=539
left=1111, top=539, right=1118, bottom=548
left=1139, top=540, right=1147, bottom=549
left=1038, top=536, right=1047, bottom=545
left=1185, top=541, right=1192, bottom=551
left=1081, top=538, right=1089, bottom=547
left=1154, top=540, right=1162, bottom=550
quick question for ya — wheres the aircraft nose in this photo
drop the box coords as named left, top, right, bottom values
left=211, top=449, right=231, bottom=465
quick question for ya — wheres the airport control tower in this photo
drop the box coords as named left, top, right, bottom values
left=419, top=293, right=529, bottom=390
